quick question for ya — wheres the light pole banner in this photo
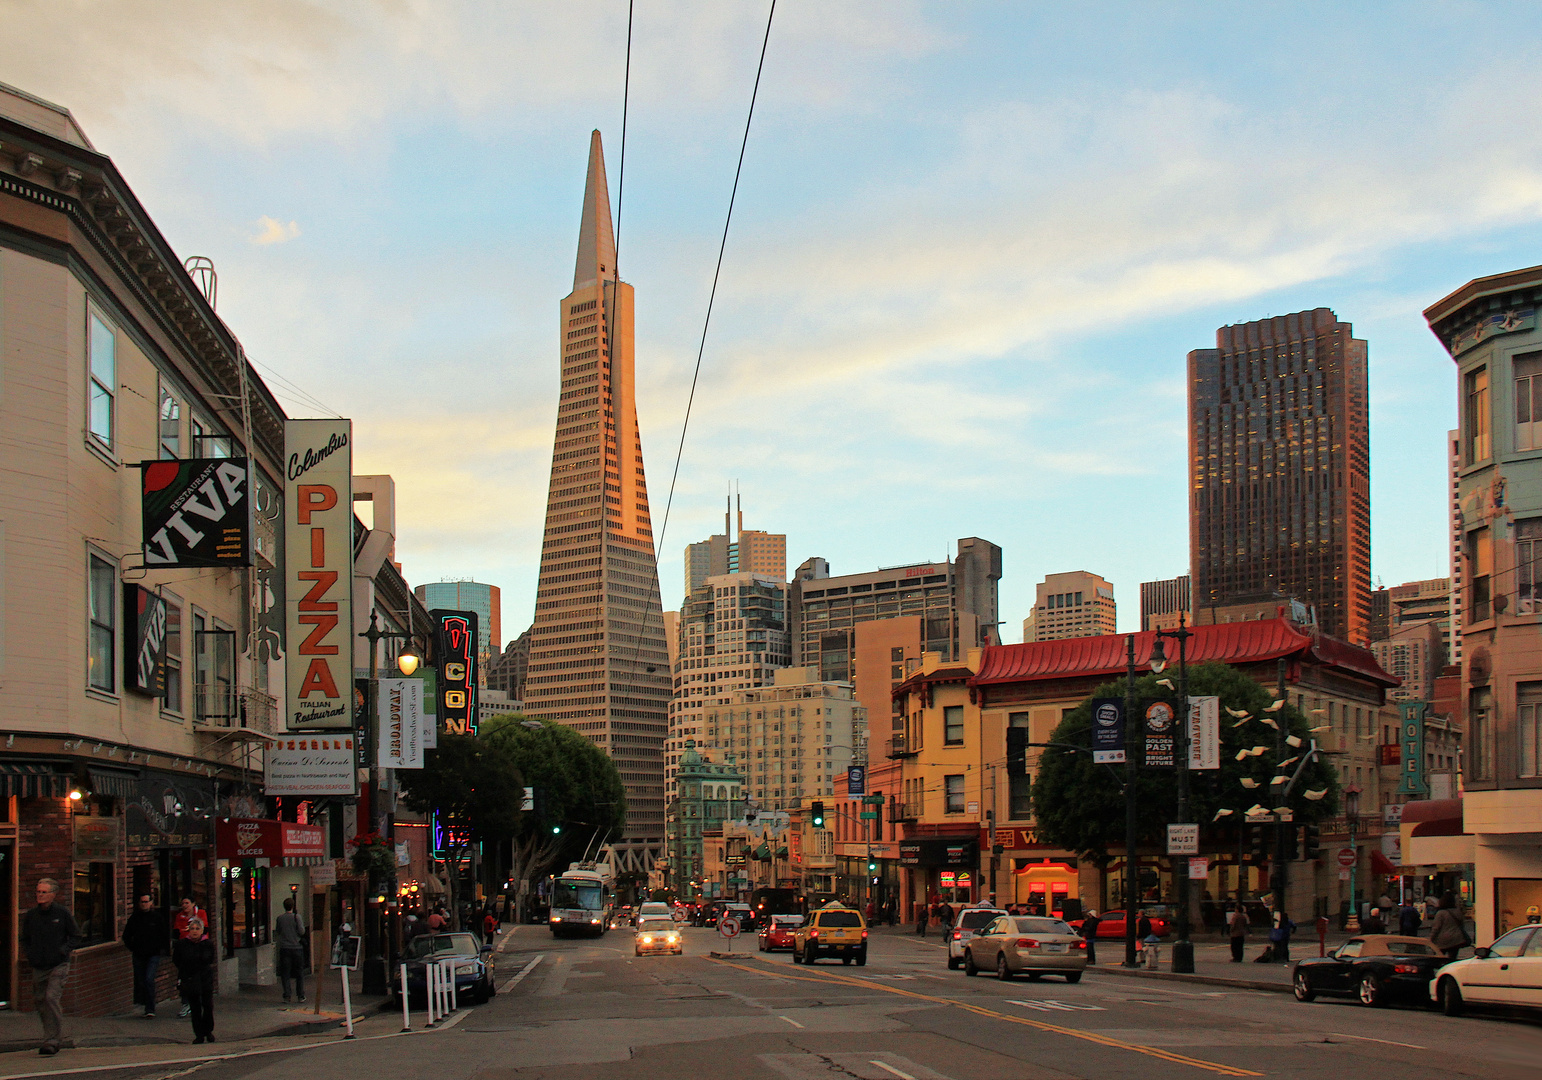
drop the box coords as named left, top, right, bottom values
left=1187, top=696, right=1220, bottom=770
left=283, top=419, right=353, bottom=730
left=377, top=677, right=424, bottom=769
left=1091, top=698, right=1126, bottom=764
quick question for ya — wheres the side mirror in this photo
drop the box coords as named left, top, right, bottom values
left=1473, top=946, right=1491, bottom=959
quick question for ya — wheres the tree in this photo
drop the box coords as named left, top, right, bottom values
left=480, top=714, right=627, bottom=909
left=397, top=732, right=524, bottom=929
left=1032, top=662, right=1340, bottom=863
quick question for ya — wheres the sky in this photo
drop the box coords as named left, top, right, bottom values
left=6, top=1, right=1541, bottom=641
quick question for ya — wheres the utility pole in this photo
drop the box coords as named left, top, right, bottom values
left=1122, top=635, right=1140, bottom=968
left=1273, top=658, right=1289, bottom=931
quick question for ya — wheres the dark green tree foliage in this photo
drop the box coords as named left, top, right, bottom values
left=1031, top=662, right=1340, bottom=860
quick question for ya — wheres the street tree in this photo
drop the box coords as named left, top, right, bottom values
left=1032, top=661, right=1339, bottom=864
left=397, top=731, right=524, bottom=929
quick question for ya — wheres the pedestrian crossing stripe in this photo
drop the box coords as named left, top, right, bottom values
left=1007, top=999, right=1105, bottom=1012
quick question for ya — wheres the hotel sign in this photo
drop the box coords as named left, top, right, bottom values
left=1396, top=701, right=1430, bottom=796
left=284, top=420, right=353, bottom=730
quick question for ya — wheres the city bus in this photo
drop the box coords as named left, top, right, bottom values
left=751, top=887, right=803, bottom=921
left=549, top=864, right=614, bottom=938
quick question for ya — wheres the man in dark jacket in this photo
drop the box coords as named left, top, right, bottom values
left=1080, top=910, right=1101, bottom=965
left=20, top=878, right=78, bottom=1055
left=121, top=894, right=169, bottom=1018
left=173, top=917, right=217, bottom=1044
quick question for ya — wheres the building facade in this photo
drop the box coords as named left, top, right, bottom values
left=1372, top=622, right=1443, bottom=704
left=1022, top=571, right=1116, bottom=642
left=662, top=742, right=744, bottom=896
left=414, top=580, right=501, bottom=682
left=486, top=626, right=531, bottom=702
left=1139, top=574, right=1191, bottom=632
left=1189, top=309, right=1373, bottom=644
left=524, top=131, right=670, bottom=852
left=683, top=496, right=785, bottom=599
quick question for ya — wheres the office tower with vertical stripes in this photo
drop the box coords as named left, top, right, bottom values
left=525, top=131, right=670, bottom=854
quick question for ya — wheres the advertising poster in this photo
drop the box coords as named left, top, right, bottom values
left=376, top=677, right=424, bottom=769
left=140, top=457, right=252, bottom=567
left=846, top=764, right=865, bottom=796
left=284, top=419, right=352, bottom=730
left=1091, top=697, right=1125, bottom=763
left=265, top=736, right=358, bottom=796
left=1187, top=695, right=1220, bottom=770
left=1144, top=700, right=1175, bottom=766
left=123, top=584, right=167, bottom=696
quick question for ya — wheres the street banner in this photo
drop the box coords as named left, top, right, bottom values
left=846, top=764, right=866, bottom=796
left=1091, top=698, right=1125, bottom=763
left=123, top=584, right=167, bottom=697
left=432, top=609, right=478, bottom=735
left=1187, top=695, right=1220, bottom=770
left=376, top=678, right=424, bottom=769
left=140, top=457, right=252, bottom=567
left=1144, top=701, right=1175, bottom=766
left=284, top=419, right=352, bottom=730
left=1396, top=702, right=1430, bottom=795
left=265, top=736, right=357, bottom=795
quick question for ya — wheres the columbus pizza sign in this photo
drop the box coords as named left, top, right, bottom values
left=284, top=420, right=353, bottom=731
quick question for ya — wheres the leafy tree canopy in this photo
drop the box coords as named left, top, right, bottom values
left=396, top=732, right=525, bottom=843
left=1031, top=662, right=1340, bottom=861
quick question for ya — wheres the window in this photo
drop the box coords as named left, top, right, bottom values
left=1516, top=352, right=1542, bottom=452
left=74, top=862, right=115, bottom=945
left=1519, top=520, right=1542, bottom=615
left=944, top=705, right=964, bottom=745
left=1468, top=687, right=1492, bottom=780
left=163, top=598, right=183, bottom=714
left=1465, top=366, right=1490, bottom=464
left=1008, top=712, right=1033, bottom=819
left=890, top=647, right=905, bottom=662
left=1519, top=682, right=1542, bottom=779
left=191, top=418, right=233, bottom=459
left=944, top=774, right=965, bottom=814
left=158, top=381, right=181, bottom=458
left=88, top=553, right=115, bottom=692
left=1468, top=527, right=1492, bottom=623
left=87, top=312, right=115, bottom=448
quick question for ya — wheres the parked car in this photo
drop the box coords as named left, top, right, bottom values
left=1431, top=923, right=1542, bottom=1016
left=396, top=932, right=496, bottom=1004
left=1068, top=909, right=1170, bottom=939
left=1291, top=935, right=1447, bottom=1006
left=634, top=916, right=683, bottom=956
left=963, top=915, right=1087, bottom=982
left=758, top=914, right=805, bottom=952
left=792, top=903, right=868, bottom=965
left=947, top=905, right=1008, bottom=970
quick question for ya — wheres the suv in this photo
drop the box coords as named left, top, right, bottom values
left=720, top=902, right=756, bottom=932
left=792, top=903, right=868, bottom=966
left=947, top=905, right=1008, bottom=970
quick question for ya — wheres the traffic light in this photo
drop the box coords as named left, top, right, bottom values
left=867, top=858, right=877, bottom=873
left=1248, top=825, right=1267, bottom=859
left=811, top=801, right=825, bottom=827
left=1281, top=824, right=1300, bottom=861
left=1006, top=727, right=1028, bottom=777
left=1302, top=822, right=1321, bottom=860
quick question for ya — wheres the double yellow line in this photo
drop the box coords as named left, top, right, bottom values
left=707, top=957, right=1262, bottom=1077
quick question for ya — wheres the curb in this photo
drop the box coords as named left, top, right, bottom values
left=1088, top=964, right=1293, bottom=995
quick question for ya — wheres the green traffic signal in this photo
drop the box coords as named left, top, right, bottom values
left=552, top=825, right=562, bottom=835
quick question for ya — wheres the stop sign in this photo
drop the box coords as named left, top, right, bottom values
left=1337, top=848, right=1356, bottom=868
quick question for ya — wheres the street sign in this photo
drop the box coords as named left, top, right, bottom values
left=1167, top=823, right=1198, bottom=855
left=1337, top=847, right=1356, bottom=868
left=719, top=917, right=740, bottom=940
left=863, top=794, right=886, bottom=805
left=1188, top=857, right=1209, bottom=880
left=860, top=811, right=878, bottom=820
left=1273, top=808, right=1294, bottom=822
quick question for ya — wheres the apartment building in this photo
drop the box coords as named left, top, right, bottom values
left=1022, top=571, right=1116, bottom=641
left=1139, top=574, right=1191, bottom=632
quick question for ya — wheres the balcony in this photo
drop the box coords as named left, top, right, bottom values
left=888, top=800, right=918, bottom=824
left=887, top=736, right=917, bottom=759
left=195, top=688, right=278, bottom=767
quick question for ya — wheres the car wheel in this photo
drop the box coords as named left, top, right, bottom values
left=855, top=950, right=866, bottom=967
left=805, top=946, right=819, bottom=965
left=1358, top=972, right=1385, bottom=1007
left=1439, top=976, right=1464, bottom=1017
left=1293, top=971, right=1316, bottom=1002
left=964, top=950, right=979, bottom=977
left=947, top=955, right=960, bottom=970
left=635, top=949, right=642, bottom=957
left=842, top=956, right=851, bottom=966
left=1065, top=972, right=1082, bottom=984
left=1027, top=972, right=1044, bottom=981
left=997, top=953, right=1014, bottom=981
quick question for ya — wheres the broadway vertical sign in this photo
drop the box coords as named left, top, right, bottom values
left=1186, top=695, right=1220, bottom=770
left=376, top=678, right=424, bottom=769
left=284, top=420, right=353, bottom=730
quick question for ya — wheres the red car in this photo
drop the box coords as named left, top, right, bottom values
left=758, top=914, right=804, bottom=952
left=1069, top=909, right=1171, bottom=939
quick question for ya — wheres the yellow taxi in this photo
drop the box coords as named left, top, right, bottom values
left=791, top=902, right=868, bottom=966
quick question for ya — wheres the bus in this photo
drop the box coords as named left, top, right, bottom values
left=549, top=864, right=614, bottom=938
left=751, top=888, right=803, bottom=921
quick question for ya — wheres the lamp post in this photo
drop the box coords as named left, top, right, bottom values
left=1150, top=612, right=1195, bottom=974
left=1344, top=784, right=1362, bottom=932
left=1123, top=634, right=1141, bottom=968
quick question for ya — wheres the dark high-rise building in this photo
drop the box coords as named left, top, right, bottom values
left=487, top=626, right=532, bottom=702
left=1139, top=574, right=1191, bottom=632
left=1188, top=309, right=1372, bottom=643
left=525, top=132, right=670, bottom=854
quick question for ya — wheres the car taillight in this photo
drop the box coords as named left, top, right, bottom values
left=809, top=929, right=819, bottom=938
left=1393, top=962, right=1420, bottom=974
left=862, top=930, right=869, bottom=938
left=1016, top=938, right=1040, bottom=949
left=1073, top=940, right=1087, bottom=950
left=952, top=931, right=962, bottom=940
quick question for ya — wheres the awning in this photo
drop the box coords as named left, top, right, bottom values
left=0, top=762, right=70, bottom=798
left=215, top=819, right=327, bottom=866
left=87, top=767, right=140, bottom=800
left=1371, top=850, right=1399, bottom=876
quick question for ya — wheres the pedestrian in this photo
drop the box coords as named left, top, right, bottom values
left=1398, top=900, right=1421, bottom=937
left=427, top=907, right=447, bottom=932
left=1269, top=911, right=1296, bottom=963
left=274, top=897, right=307, bottom=1003
left=20, top=878, right=78, bottom=1056
left=1080, top=910, right=1101, bottom=965
left=1228, top=903, right=1249, bottom=963
left=865, top=900, right=876, bottom=925
left=173, top=897, right=208, bottom=1018
left=915, top=903, right=928, bottom=937
left=173, top=917, right=217, bottom=1044
left=1362, top=906, right=1386, bottom=935
left=1429, top=892, right=1470, bottom=960
left=1135, top=912, right=1153, bottom=941
left=482, top=908, right=499, bottom=942
left=122, top=893, right=169, bottom=1018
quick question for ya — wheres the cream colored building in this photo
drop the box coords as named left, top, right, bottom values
left=1023, top=571, right=1116, bottom=641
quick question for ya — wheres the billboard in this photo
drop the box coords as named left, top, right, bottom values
left=284, top=420, right=352, bottom=730
left=265, top=736, right=358, bottom=796
left=432, top=609, right=478, bottom=735
left=140, top=458, right=252, bottom=566
left=123, top=584, right=167, bottom=697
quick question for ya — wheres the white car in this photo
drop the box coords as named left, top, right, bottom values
left=638, top=902, right=673, bottom=919
left=1431, top=923, right=1542, bottom=1015
left=947, top=906, right=1007, bottom=970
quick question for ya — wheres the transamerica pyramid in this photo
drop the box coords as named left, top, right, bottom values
left=525, top=131, right=670, bottom=857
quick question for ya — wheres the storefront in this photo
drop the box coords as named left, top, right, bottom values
left=215, top=818, right=325, bottom=986
left=899, top=836, right=980, bottom=913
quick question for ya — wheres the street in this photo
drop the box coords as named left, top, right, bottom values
left=3, top=924, right=1537, bottom=1080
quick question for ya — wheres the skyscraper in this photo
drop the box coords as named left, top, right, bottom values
left=1139, top=574, right=1191, bottom=632
left=683, top=495, right=786, bottom=598
left=1188, top=309, right=1372, bottom=644
left=414, top=580, right=501, bottom=681
left=1023, top=571, right=1116, bottom=641
left=525, top=131, right=670, bottom=855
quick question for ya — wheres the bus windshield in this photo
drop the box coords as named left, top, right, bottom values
left=553, top=883, right=603, bottom=910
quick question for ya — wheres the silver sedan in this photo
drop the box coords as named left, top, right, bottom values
left=963, top=916, right=1088, bottom=982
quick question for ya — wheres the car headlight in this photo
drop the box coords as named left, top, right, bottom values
left=591, top=918, right=601, bottom=924
left=667, top=934, right=679, bottom=943
left=641, top=936, right=653, bottom=943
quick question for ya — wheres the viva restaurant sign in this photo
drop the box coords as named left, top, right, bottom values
left=284, top=420, right=353, bottom=731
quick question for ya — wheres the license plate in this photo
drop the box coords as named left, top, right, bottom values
left=1043, top=944, right=1067, bottom=954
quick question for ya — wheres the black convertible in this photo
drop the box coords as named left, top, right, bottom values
left=1292, top=934, right=1448, bottom=1007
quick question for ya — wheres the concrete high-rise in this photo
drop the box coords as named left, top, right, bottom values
left=1140, top=575, right=1191, bottom=632
left=414, top=580, right=501, bottom=680
left=1188, top=309, right=1372, bottom=644
left=684, top=495, right=785, bottom=599
left=1023, top=571, right=1116, bottom=641
left=525, top=131, right=670, bottom=854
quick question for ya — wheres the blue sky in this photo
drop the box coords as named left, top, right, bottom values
left=8, top=1, right=1541, bottom=639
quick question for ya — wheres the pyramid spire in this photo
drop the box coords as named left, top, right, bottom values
left=573, top=129, right=617, bottom=290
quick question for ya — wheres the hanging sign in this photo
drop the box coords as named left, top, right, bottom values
left=376, top=678, right=424, bottom=769
left=265, top=736, right=358, bottom=796
left=432, top=609, right=478, bottom=735
left=846, top=765, right=866, bottom=796
left=140, top=457, right=252, bottom=567
left=1167, top=823, right=1198, bottom=855
left=1187, top=696, right=1220, bottom=770
left=284, top=419, right=353, bottom=730
left=1188, top=857, right=1209, bottom=881
left=1397, top=702, right=1430, bottom=796
left=1091, top=698, right=1126, bottom=764
left=1144, top=701, right=1175, bottom=766
left=123, top=584, right=167, bottom=696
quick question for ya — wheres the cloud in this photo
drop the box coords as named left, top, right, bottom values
left=249, top=216, right=300, bottom=245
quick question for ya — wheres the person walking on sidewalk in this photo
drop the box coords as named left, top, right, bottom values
left=173, top=897, right=208, bottom=1018
left=21, top=878, right=78, bottom=1056
left=915, top=903, right=928, bottom=937
left=274, top=898, right=307, bottom=1003
left=122, top=894, right=169, bottom=1018
left=173, top=917, right=217, bottom=1044
left=1269, top=911, right=1296, bottom=963
left=1228, top=903, right=1250, bottom=962
left=1080, top=910, right=1101, bottom=965
left=1430, top=892, right=1470, bottom=960
left=1398, top=899, right=1422, bottom=937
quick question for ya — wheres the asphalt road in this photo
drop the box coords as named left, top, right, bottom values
left=7, top=924, right=1539, bottom=1080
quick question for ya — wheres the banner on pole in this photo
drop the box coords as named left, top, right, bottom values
left=377, top=678, right=424, bottom=769
left=1144, top=701, right=1175, bottom=766
left=1187, top=696, right=1220, bottom=770
left=1091, top=698, right=1126, bottom=764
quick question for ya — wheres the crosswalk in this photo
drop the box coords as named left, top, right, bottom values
left=1006, top=998, right=1107, bottom=1012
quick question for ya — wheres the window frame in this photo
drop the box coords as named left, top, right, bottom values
left=158, top=378, right=182, bottom=459
left=86, top=308, right=117, bottom=451
left=1518, top=681, right=1542, bottom=779
left=162, top=593, right=184, bottom=716
left=943, top=705, right=965, bottom=746
left=1465, top=365, right=1491, bottom=465
left=944, top=773, right=965, bottom=814
left=87, top=550, right=116, bottom=694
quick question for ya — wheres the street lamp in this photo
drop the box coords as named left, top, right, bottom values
left=1150, top=612, right=1195, bottom=974
left=1344, top=784, right=1362, bottom=932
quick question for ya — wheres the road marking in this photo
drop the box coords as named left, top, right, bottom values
left=498, top=953, right=545, bottom=994
left=1326, top=1032, right=1428, bottom=1050
left=706, top=957, right=1261, bottom=1077
left=871, top=1062, right=917, bottom=1080
left=1008, top=999, right=1106, bottom=1012
left=780, top=1015, right=805, bottom=1028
